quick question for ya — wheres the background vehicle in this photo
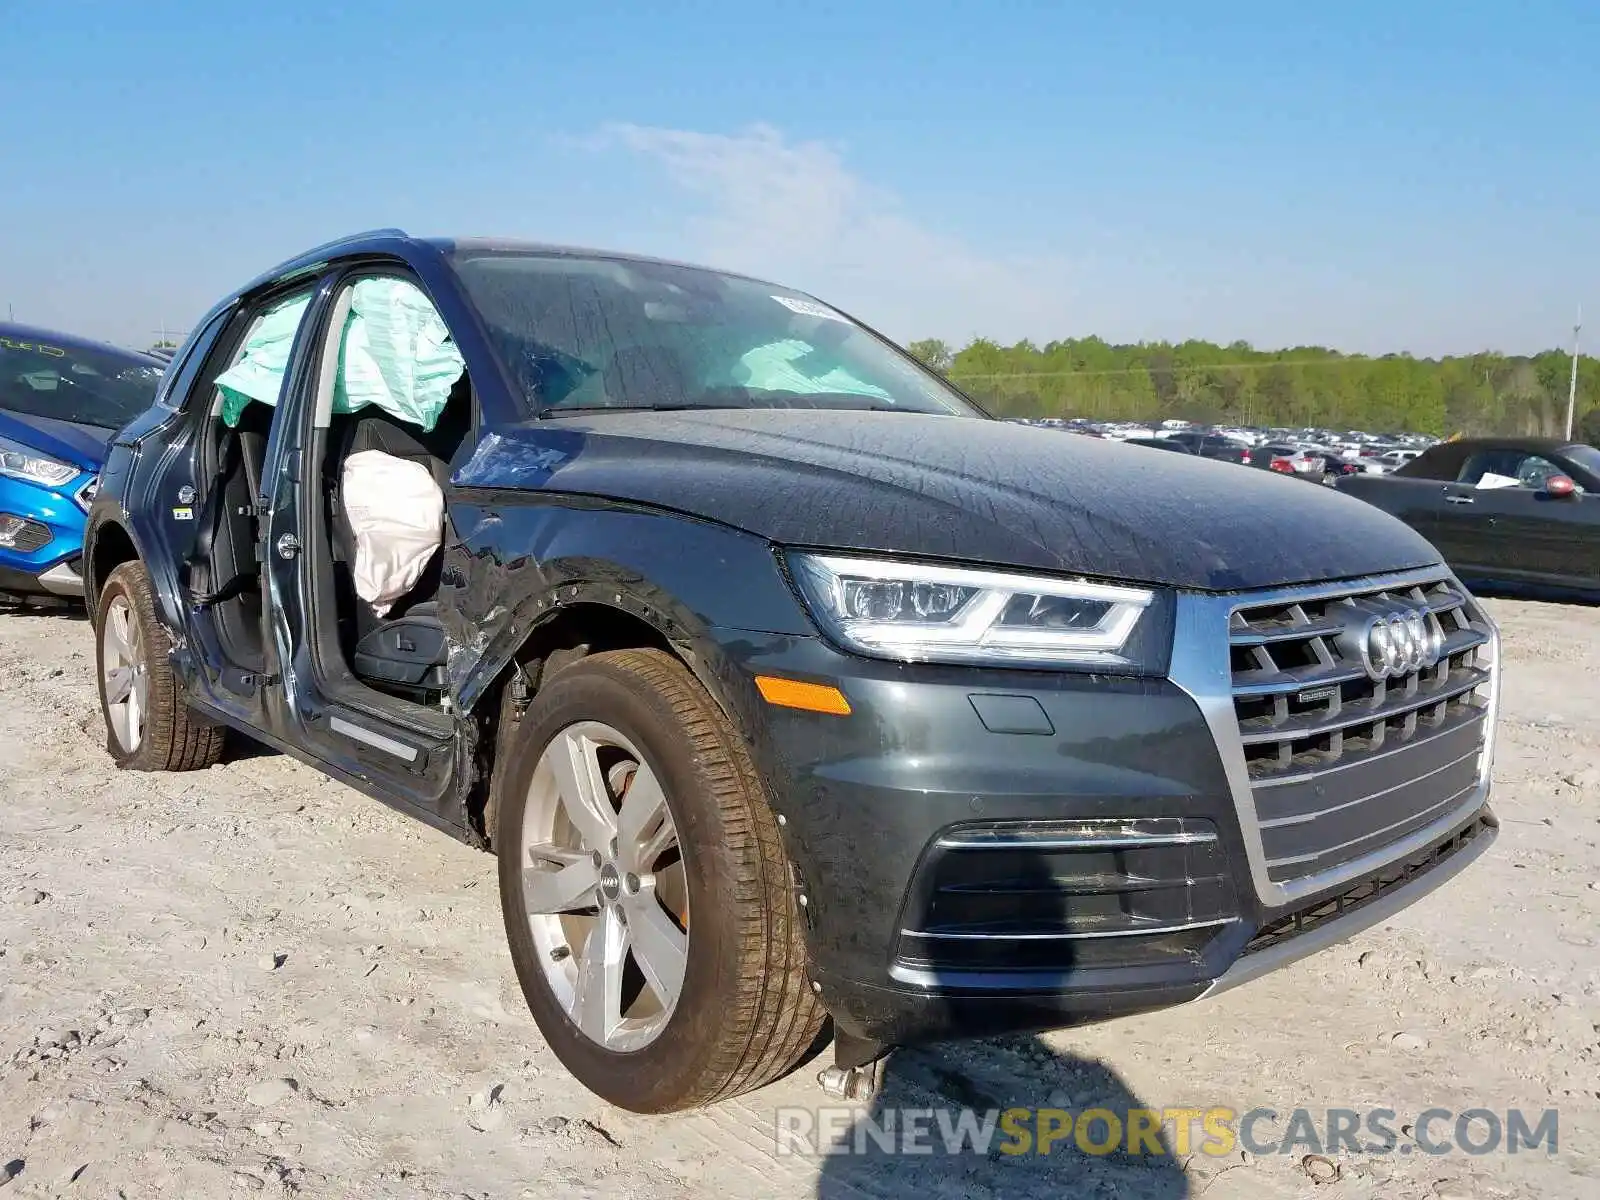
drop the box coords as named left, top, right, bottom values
left=1322, top=457, right=1382, bottom=483
left=1162, top=430, right=1254, bottom=464
left=1335, top=437, right=1600, bottom=593
left=1122, top=435, right=1192, bottom=453
left=1252, top=443, right=1326, bottom=478
left=85, top=230, right=1501, bottom=1113
left=1, top=324, right=163, bottom=601
left=1377, top=448, right=1422, bottom=470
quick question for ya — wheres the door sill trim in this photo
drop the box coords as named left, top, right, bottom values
left=330, top=714, right=421, bottom=762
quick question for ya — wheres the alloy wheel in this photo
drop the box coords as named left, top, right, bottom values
left=519, top=721, right=689, bottom=1052
left=101, top=593, right=148, bottom=753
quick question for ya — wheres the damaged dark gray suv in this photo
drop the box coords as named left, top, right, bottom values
left=84, top=230, right=1501, bottom=1112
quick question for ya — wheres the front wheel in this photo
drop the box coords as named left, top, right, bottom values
left=94, top=561, right=225, bottom=771
left=496, top=649, right=825, bottom=1112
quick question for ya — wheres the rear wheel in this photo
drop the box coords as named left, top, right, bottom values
left=94, top=561, right=225, bottom=771
left=496, top=649, right=825, bottom=1112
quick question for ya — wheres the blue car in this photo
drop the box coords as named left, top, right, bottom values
left=1, top=324, right=164, bottom=601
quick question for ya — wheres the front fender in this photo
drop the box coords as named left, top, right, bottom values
left=439, top=493, right=817, bottom=719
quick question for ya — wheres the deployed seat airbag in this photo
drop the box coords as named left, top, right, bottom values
left=341, top=449, right=444, bottom=617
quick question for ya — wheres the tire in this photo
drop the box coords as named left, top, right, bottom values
left=94, top=560, right=225, bottom=772
left=496, top=648, right=825, bottom=1112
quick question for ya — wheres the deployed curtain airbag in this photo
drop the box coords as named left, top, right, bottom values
left=216, top=278, right=464, bottom=429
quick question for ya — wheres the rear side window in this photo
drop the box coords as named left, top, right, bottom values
left=1459, top=450, right=1561, bottom=488
left=155, top=309, right=232, bottom=411
left=1458, top=450, right=1513, bottom=483
left=0, top=332, right=164, bottom=430
left=215, top=292, right=317, bottom=426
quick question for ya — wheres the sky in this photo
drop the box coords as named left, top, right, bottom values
left=1, top=1, right=1596, bottom=358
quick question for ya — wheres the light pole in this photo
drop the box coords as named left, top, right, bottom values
left=1565, top=307, right=1582, bottom=440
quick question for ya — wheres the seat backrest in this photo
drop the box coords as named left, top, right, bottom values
left=327, top=373, right=472, bottom=620
left=337, top=372, right=473, bottom=484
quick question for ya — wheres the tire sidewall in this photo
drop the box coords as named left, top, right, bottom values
left=496, top=657, right=757, bottom=1112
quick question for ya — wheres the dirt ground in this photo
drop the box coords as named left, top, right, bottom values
left=0, top=597, right=1595, bottom=1199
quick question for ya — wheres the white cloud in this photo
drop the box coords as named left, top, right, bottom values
left=594, top=122, right=1075, bottom=344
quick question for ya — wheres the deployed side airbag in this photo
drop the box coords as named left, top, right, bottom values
left=216, top=278, right=464, bottom=429
left=341, top=449, right=444, bottom=616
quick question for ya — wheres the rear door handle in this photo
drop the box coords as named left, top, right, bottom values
left=1444, top=494, right=1475, bottom=505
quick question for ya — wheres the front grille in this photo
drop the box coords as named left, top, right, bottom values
left=1242, top=813, right=1491, bottom=956
left=1228, top=574, right=1493, bottom=884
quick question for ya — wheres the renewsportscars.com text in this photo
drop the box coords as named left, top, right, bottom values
left=774, top=1106, right=1559, bottom=1158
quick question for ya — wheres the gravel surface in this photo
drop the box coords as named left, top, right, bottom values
left=0, top=597, right=1595, bottom=1198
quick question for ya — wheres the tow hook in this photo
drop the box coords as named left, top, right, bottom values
left=817, top=1030, right=890, bottom=1101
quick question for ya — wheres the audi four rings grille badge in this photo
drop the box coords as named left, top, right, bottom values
left=1359, top=604, right=1443, bottom=681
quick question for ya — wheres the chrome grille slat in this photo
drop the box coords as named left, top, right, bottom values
left=1263, top=782, right=1478, bottom=870
left=1257, top=746, right=1480, bottom=828
left=1237, top=667, right=1489, bottom=743
left=1232, top=661, right=1370, bottom=697
left=1228, top=619, right=1347, bottom=646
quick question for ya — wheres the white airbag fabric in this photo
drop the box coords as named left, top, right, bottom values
left=342, top=450, right=444, bottom=616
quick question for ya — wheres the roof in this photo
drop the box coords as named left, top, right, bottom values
left=1438, top=436, right=1588, bottom=453
left=0, top=321, right=163, bottom=367
left=234, top=228, right=783, bottom=300
left=428, top=236, right=781, bottom=285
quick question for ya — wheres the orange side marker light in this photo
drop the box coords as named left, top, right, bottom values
left=754, top=675, right=852, bottom=716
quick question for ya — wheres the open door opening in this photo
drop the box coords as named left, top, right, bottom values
left=301, top=274, right=473, bottom=717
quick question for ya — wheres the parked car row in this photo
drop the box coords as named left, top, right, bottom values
left=3, top=233, right=1516, bottom=1115
left=1012, top=417, right=1436, bottom=482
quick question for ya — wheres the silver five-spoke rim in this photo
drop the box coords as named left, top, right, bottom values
left=101, top=594, right=148, bottom=753
left=521, top=721, right=688, bottom=1052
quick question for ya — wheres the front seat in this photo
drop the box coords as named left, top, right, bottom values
left=331, top=382, right=471, bottom=696
left=351, top=600, right=449, bottom=692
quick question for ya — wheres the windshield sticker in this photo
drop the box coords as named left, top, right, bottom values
left=0, top=336, right=66, bottom=357
left=772, top=295, right=849, bottom=324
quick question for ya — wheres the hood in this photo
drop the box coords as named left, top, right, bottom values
left=0, top=409, right=111, bottom=474
left=454, top=409, right=1442, bottom=592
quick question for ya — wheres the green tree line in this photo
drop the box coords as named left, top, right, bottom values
left=905, top=337, right=1600, bottom=441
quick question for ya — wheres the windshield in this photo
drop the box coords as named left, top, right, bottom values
left=0, top=331, right=163, bottom=429
left=449, top=251, right=982, bottom=417
left=1564, top=444, right=1600, bottom=479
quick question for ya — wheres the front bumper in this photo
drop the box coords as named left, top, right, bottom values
left=711, top=568, right=1499, bottom=1045
left=0, top=473, right=91, bottom=597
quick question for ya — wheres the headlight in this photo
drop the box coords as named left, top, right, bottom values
left=0, top=437, right=79, bottom=488
left=787, top=552, right=1171, bottom=673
